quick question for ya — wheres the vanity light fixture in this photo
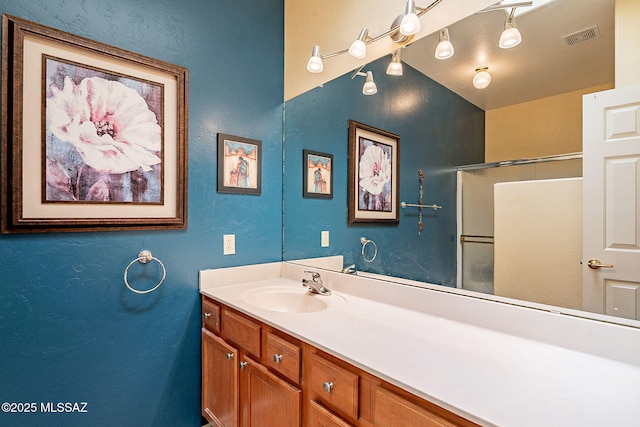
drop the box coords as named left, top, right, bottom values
left=386, top=50, right=403, bottom=76
left=305, top=0, right=445, bottom=73
left=348, top=28, right=370, bottom=59
left=499, top=8, right=522, bottom=49
left=352, top=66, right=378, bottom=95
left=434, top=27, right=454, bottom=59
left=306, top=45, right=324, bottom=73
left=472, top=67, right=491, bottom=89
left=399, top=0, right=421, bottom=36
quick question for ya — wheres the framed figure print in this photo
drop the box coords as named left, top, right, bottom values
left=347, top=120, right=400, bottom=225
left=217, top=133, right=262, bottom=195
left=303, top=149, right=333, bottom=199
left=1, top=15, right=188, bottom=233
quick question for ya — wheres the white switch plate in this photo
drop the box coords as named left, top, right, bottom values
left=321, top=230, right=329, bottom=247
left=223, top=234, right=235, bottom=255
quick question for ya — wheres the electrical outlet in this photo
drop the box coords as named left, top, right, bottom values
left=321, top=230, right=329, bottom=247
left=223, top=234, right=235, bottom=255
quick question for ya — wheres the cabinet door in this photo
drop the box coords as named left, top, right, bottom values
left=202, top=328, right=238, bottom=427
left=309, top=400, right=353, bottom=427
left=374, top=387, right=459, bottom=427
left=240, top=357, right=301, bottom=427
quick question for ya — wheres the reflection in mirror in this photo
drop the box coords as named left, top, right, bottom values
left=282, top=0, right=637, bottom=327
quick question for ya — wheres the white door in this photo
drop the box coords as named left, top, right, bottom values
left=583, top=85, right=640, bottom=320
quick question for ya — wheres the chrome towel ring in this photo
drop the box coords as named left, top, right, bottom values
left=124, top=250, right=166, bottom=294
left=360, top=237, right=378, bottom=263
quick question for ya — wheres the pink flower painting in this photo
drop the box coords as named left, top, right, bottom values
left=358, top=138, right=393, bottom=212
left=44, top=58, right=163, bottom=203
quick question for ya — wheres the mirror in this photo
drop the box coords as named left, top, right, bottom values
left=282, top=0, right=634, bottom=326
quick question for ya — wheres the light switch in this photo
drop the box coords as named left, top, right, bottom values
left=321, top=230, right=329, bottom=247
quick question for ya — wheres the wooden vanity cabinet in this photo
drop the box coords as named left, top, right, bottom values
left=201, top=297, right=302, bottom=427
left=202, top=296, right=478, bottom=427
left=202, top=328, right=238, bottom=426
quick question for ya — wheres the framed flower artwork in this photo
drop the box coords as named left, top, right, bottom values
left=347, top=120, right=400, bottom=225
left=1, top=15, right=188, bottom=233
left=217, top=133, right=262, bottom=195
left=303, top=149, right=333, bottom=199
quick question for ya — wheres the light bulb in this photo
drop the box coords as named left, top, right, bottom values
left=348, top=39, right=366, bottom=59
left=499, top=27, right=522, bottom=48
left=362, top=71, right=377, bottom=95
left=348, top=28, right=368, bottom=59
left=399, top=0, right=420, bottom=36
left=473, top=68, right=491, bottom=89
left=435, top=40, right=454, bottom=59
left=499, top=10, right=522, bottom=49
left=306, top=45, right=323, bottom=73
left=399, top=13, right=420, bottom=36
left=386, top=61, right=403, bottom=76
left=434, top=28, right=454, bottom=59
left=386, top=50, right=403, bottom=76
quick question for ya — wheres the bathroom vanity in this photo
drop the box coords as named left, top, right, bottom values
left=200, top=260, right=640, bottom=427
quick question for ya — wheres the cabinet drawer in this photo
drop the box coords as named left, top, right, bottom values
left=310, top=353, right=359, bottom=420
left=264, top=332, right=301, bottom=384
left=201, top=298, right=220, bottom=334
left=221, top=309, right=261, bottom=357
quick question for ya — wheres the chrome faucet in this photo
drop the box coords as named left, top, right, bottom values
left=302, top=270, right=332, bottom=296
left=341, top=264, right=357, bottom=275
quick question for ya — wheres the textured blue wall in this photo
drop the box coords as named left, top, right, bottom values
left=283, top=58, right=484, bottom=286
left=0, top=1, right=283, bottom=426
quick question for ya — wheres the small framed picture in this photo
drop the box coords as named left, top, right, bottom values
left=303, top=150, right=333, bottom=199
left=348, top=120, right=400, bottom=225
left=217, top=133, right=262, bottom=195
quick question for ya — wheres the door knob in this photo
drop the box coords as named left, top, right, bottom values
left=587, top=258, right=614, bottom=270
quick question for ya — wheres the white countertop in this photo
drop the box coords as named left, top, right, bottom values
left=200, top=261, right=640, bottom=427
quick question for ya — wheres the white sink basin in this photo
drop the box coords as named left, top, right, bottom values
left=241, top=285, right=344, bottom=313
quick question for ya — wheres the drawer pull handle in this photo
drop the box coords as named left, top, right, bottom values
left=322, top=381, right=334, bottom=393
left=239, top=361, right=248, bottom=369
left=273, top=354, right=283, bottom=363
left=226, top=352, right=234, bottom=360
left=203, top=312, right=211, bottom=319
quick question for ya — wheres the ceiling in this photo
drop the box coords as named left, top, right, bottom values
left=401, top=0, right=615, bottom=110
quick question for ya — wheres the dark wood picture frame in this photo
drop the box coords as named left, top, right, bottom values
left=348, top=120, right=400, bottom=225
left=217, top=133, right=262, bottom=195
left=1, top=14, right=188, bottom=234
left=303, top=149, right=333, bottom=199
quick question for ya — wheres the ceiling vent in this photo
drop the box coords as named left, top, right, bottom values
left=561, top=25, right=601, bottom=46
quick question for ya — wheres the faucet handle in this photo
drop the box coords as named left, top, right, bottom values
left=303, top=270, right=320, bottom=280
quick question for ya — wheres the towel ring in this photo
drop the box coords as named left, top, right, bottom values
left=360, top=237, right=378, bottom=263
left=124, top=250, right=166, bottom=294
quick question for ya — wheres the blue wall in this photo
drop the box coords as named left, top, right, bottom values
left=0, top=1, right=283, bottom=426
left=283, top=58, right=484, bottom=286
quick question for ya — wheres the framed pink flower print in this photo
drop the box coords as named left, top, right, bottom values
left=347, top=120, right=400, bottom=225
left=1, top=15, right=188, bottom=233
